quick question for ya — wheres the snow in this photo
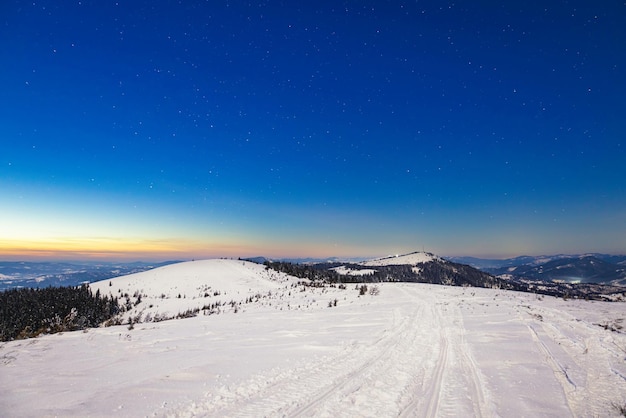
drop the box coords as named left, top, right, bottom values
left=89, top=259, right=299, bottom=322
left=331, top=266, right=377, bottom=276
left=361, top=251, right=440, bottom=266
left=2, top=259, right=626, bottom=417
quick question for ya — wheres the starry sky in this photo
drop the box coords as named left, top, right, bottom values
left=1, top=1, right=625, bottom=261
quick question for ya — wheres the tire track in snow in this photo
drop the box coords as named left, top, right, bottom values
left=398, top=295, right=490, bottom=418
left=453, top=329, right=489, bottom=418
left=178, top=300, right=425, bottom=417
left=522, top=307, right=626, bottom=417
left=508, top=299, right=626, bottom=417
left=286, top=308, right=415, bottom=417
left=423, top=334, right=448, bottom=417
left=284, top=298, right=439, bottom=417
left=171, top=284, right=492, bottom=417
left=526, top=323, right=576, bottom=415
left=397, top=301, right=448, bottom=418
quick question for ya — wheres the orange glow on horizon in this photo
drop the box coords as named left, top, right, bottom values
left=0, top=236, right=378, bottom=262
left=0, top=236, right=548, bottom=262
left=0, top=236, right=235, bottom=261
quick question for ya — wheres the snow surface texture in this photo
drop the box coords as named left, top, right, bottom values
left=330, top=266, right=377, bottom=276
left=361, top=251, right=440, bottom=266
left=2, top=259, right=626, bottom=417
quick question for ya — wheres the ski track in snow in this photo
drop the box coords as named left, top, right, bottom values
left=517, top=301, right=626, bottom=416
left=177, top=286, right=492, bottom=418
left=2, top=260, right=626, bottom=417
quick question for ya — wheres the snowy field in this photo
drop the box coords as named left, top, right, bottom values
left=1, top=259, right=626, bottom=417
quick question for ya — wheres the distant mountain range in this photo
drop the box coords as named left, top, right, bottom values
left=0, top=261, right=181, bottom=291
left=3, top=252, right=626, bottom=294
left=447, top=254, right=626, bottom=285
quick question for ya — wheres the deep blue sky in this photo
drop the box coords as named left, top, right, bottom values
left=1, top=1, right=625, bottom=260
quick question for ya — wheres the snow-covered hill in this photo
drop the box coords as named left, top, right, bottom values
left=361, top=251, right=441, bottom=266
left=2, top=258, right=626, bottom=417
left=89, top=259, right=301, bottom=322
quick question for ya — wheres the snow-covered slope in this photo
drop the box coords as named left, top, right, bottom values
left=2, top=259, right=626, bottom=417
left=89, top=259, right=300, bottom=322
left=330, top=266, right=377, bottom=276
left=361, top=251, right=440, bottom=266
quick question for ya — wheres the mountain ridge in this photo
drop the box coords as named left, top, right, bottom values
left=448, top=254, right=626, bottom=285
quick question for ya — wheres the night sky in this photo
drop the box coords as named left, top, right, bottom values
left=1, top=1, right=625, bottom=261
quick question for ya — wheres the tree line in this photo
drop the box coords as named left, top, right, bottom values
left=264, top=260, right=518, bottom=288
left=0, top=285, right=118, bottom=341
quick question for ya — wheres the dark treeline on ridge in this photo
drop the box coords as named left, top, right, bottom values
left=263, top=260, right=516, bottom=288
left=262, top=260, right=626, bottom=301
